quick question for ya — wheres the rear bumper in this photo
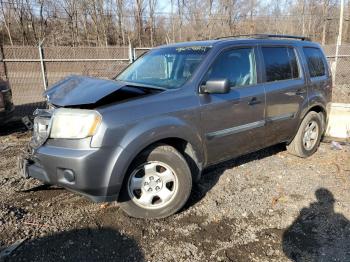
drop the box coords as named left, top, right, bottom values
left=21, top=143, right=125, bottom=202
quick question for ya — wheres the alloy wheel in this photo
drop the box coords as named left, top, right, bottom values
left=127, top=161, right=178, bottom=209
left=302, top=120, right=319, bottom=150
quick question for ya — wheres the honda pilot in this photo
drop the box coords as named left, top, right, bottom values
left=21, top=35, right=332, bottom=219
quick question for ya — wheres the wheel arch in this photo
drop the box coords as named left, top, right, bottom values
left=303, top=93, right=328, bottom=122
left=302, top=103, right=327, bottom=133
left=305, top=104, right=327, bottom=118
left=144, top=137, right=204, bottom=183
left=107, top=118, right=206, bottom=199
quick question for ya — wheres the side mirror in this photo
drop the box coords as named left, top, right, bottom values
left=200, top=79, right=230, bottom=94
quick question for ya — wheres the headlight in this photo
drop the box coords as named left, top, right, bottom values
left=50, top=108, right=102, bottom=139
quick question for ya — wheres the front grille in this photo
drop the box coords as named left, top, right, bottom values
left=30, top=109, right=54, bottom=149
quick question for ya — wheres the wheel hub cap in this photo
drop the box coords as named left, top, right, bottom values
left=143, top=175, right=163, bottom=192
left=127, top=161, right=178, bottom=209
left=303, top=120, right=319, bottom=150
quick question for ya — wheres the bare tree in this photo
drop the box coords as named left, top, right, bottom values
left=148, top=0, right=157, bottom=46
left=61, top=0, right=79, bottom=46
left=322, top=0, right=331, bottom=45
left=116, top=0, right=126, bottom=45
left=0, top=0, right=13, bottom=45
left=0, top=0, right=347, bottom=46
left=134, top=0, right=144, bottom=46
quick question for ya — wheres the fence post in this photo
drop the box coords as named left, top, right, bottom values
left=133, top=48, right=137, bottom=61
left=334, top=44, right=339, bottom=85
left=334, top=0, right=345, bottom=85
left=128, top=42, right=134, bottom=63
left=0, top=45, right=8, bottom=81
left=38, top=42, right=48, bottom=90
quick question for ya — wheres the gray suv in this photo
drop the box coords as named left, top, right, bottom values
left=21, top=35, right=332, bottom=218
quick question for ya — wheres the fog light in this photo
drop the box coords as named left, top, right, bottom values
left=63, top=169, right=75, bottom=182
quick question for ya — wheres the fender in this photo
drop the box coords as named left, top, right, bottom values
left=294, top=93, right=328, bottom=138
left=301, top=93, right=328, bottom=120
left=286, top=93, right=327, bottom=145
left=105, top=116, right=206, bottom=197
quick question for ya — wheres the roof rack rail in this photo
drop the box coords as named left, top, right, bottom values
left=215, top=34, right=311, bottom=41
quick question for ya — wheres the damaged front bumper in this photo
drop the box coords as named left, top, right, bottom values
left=19, top=140, right=124, bottom=202
left=19, top=109, right=123, bottom=202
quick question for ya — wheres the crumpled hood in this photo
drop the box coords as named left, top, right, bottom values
left=44, top=75, right=127, bottom=107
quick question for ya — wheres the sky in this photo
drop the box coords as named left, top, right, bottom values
left=158, top=0, right=173, bottom=13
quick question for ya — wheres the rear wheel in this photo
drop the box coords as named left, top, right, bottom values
left=287, top=111, right=323, bottom=158
left=119, top=145, right=192, bottom=219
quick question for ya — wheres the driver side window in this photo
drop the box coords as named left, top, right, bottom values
left=204, top=48, right=257, bottom=88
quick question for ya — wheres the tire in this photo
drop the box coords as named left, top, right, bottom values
left=119, top=144, right=192, bottom=219
left=287, top=111, right=323, bottom=158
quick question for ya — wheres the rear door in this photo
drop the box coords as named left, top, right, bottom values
left=260, top=45, right=307, bottom=145
left=199, top=46, right=266, bottom=165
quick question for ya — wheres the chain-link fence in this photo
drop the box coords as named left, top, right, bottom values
left=0, top=45, right=132, bottom=117
left=1, top=44, right=349, bottom=118
left=323, top=45, right=350, bottom=103
left=133, top=47, right=150, bottom=60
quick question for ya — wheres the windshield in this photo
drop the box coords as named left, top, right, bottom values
left=116, top=46, right=211, bottom=89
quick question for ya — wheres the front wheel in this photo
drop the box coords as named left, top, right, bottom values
left=119, top=145, right=192, bottom=219
left=287, top=111, right=323, bottom=158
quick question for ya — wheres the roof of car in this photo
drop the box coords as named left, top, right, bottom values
left=156, top=36, right=320, bottom=50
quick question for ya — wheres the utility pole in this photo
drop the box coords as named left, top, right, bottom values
left=171, top=0, right=175, bottom=43
left=302, top=0, right=305, bottom=36
left=334, top=0, right=345, bottom=84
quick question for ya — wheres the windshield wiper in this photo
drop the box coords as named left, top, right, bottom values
left=119, top=81, right=167, bottom=91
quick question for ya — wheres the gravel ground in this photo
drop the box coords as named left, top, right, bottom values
left=0, top=123, right=350, bottom=262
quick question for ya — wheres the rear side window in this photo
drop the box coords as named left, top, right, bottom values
left=303, top=47, right=326, bottom=78
left=262, top=47, right=299, bottom=82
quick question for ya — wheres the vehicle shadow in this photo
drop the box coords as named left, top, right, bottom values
left=0, top=101, right=46, bottom=136
left=185, top=143, right=286, bottom=209
left=13, top=101, right=46, bottom=119
left=4, top=227, right=144, bottom=262
left=20, top=184, right=62, bottom=193
left=0, top=120, right=27, bottom=136
left=282, top=188, right=350, bottom=261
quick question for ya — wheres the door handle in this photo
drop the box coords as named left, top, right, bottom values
left=295, top=89, right=306, bottom=95
left=248, top=97, right=261, bottom=106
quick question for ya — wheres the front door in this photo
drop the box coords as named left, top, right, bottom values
left=199, top=46, right=266, bottom=165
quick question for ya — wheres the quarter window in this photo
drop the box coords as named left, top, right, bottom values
left=262, top=47, right=300, bottom=82
left=303, top=47, right=326, bottom=78
left=204, top=48, right=257, bottom=88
